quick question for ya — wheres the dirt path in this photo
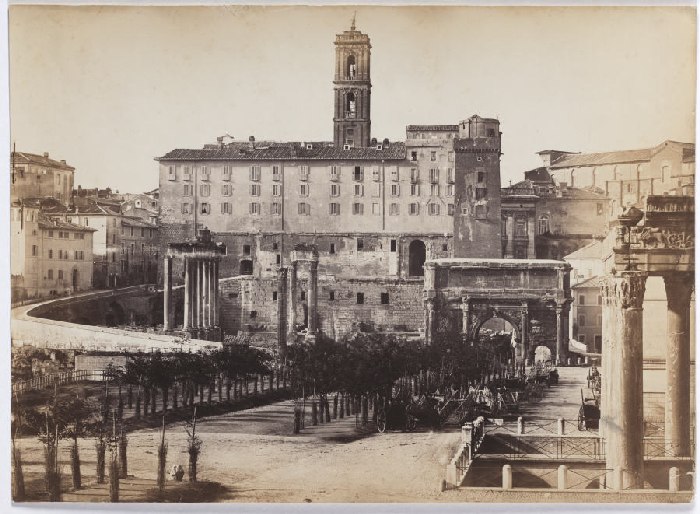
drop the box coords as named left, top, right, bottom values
left=17, top=399, right=462, bottom=502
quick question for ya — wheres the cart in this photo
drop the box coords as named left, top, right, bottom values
left=376, top=398, right=417, bottom=433
left=578, top=388, right=601, bottom=431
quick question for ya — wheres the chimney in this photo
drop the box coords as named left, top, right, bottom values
left=60, top=160, right=66, bottom=165
left=43, top=152, right=49, bottom=158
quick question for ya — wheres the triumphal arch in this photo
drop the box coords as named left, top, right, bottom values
left=423, top=258, right=573, bottom=367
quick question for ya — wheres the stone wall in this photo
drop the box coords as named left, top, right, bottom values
left=219, top=275, right=424, bottom=342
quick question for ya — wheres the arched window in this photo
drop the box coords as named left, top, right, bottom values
left=346, top=92, right=356, bottom=117
left=538, top=215, right=550, bottom=235
left=347, top=54, right=356, bottom=78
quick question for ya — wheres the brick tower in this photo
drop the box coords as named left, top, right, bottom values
left=453, top=115, right=503, bottom=258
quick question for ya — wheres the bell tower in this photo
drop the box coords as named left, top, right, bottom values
left=333, top=17, right=371, bottom=148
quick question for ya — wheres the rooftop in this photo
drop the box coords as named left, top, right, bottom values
left=572, top=275, right=604, bottom=289
left=157, top=141, right=407, bottom=162
left=548, top=140, right=694, bottom=168
left=38, top=214, right=96, bottom=233
left=12, top=151, right=75, bottom=171
left=563, top=240, right=603, bottom=261
left=406, top=125, right=459, bottom=132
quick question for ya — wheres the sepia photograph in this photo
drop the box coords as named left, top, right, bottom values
left=6, top=3, right=697, bottom=506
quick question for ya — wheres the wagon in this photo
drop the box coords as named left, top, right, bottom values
left=578, top=388, right=601, bottom=431
left=376, top=398, right=417, bottom=433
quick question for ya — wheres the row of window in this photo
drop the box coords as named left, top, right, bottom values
left=46, top=269, right=66, bottom=280
left=168, top=164, right=456, bottom=183
left=190, top=182, right=456, bottom=198
left=265, top=290, right=392, bottom=305
left=183, top=201, right=455, bottom=216
left=577, top=314, right=602, bottom=327
left=121, top=226, right=155, bottom=238
left=46, top=249, right=85, bottom=260
left=47, top=230, right=83, bottom=239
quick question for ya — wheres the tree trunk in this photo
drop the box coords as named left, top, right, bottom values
left=311, top=400, right=318, bottom=425
left=333, top=394, right=338, bottom=419
left=339, top=395, right=345, bottom=419
left=109, top=454, right=119, bottom=502
left=127, top=386, right=133, bottom=409
left=199, top=384, right=204, bottom=405
left=96, top=439, right=106, bottom=484
left=226, top=379, right=231, bottom=401
left=70, top=438, right=81, bottom=490
left=172, top=385, right=178, bottom=410
left=361, top=396, right=369, bottom=424
left=325, top=397, right=331, bottom=422
left=12, top=444, right=25, bottom=501
left=151, top=388, right=157, bottom=414
left=162, top=387, right=168, bottom=412
left=135, top=393, right=141, bottom=419
left=207, top=383, right=213, bottom=404
left=119, top=433, right=128, bottom=478
left=143, top=388, right=150, bottom=416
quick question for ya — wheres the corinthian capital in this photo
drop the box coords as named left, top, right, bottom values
left=604, top=272, right=647, bottom=309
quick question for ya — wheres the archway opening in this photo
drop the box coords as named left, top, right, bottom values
left=408, top=240, right=426, bottom=277
left=240, top=259, right=253, bottom=275
left=346, top=54, right=356, bottom=78
left=346, top=92, right=356, bottom=117
left=72, top=268, right=79, bottom=289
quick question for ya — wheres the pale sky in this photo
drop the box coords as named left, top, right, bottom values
left=9, top=5, right=696, bottom=193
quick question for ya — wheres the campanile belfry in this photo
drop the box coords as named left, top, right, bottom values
left=333, top=16, right=371, bottom=148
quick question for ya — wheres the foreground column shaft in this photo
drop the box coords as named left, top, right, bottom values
left=183, top=258, right=191, bottom=329
left=603, top=272, right=647, bottom=490
left=163, top=256, right=173, bottom=330
left=664, top=273, right=693, bottom=457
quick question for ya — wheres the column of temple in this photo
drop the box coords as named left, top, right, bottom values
left=277, top=267, right=288, bottom=355
left=504, top=214, right=514, bottom=258
left=307, top=260, right=319, bottom=334
left=425, top=298, right=435, bottom=345
left=183, top=256, right=191, bottom=329
left=287, top=261, right=298, bottom=343
left=202, top=260, right=210, bottom=329
left=460, top=296, right=471, bottom=343
left=664, top=272, right=693, bottom=457
left=163, top=256, right=173, bottom=331
left=212, top=259, right=219, bottom=327
left=555, top=302, right=566, bottom=365
left=196, top=259, right=203, bottom=330
left=520, top=302, right=529, bottom=371
left=424, top=262, right=437, bottom=345
left=603, top=272, right=647, bottom=490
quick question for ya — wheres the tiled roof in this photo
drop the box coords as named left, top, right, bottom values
left=13, top=152, right=75, bottom=171
left=38, top=214, right=96, bottom=232
left=20, top=197, right=70, bottom=214
left=572, top=275, right=604, bottom=289
left=549, top=140, right=694, bottom=168
left=406, top=125, right=459, bottom=132
left=563, top=240, right=603, bottom=260
left=157, top=141, right=407, bottom=162
left=121, top=216, right=157, bottom=229
left=524, top=167, right=555, bottom=184
left=74, top=200, right=121, bottom=215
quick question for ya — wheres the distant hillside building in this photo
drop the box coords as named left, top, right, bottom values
left=11, top=151, right=75, bottom=206
left=538, top=140, right=694, bottom=213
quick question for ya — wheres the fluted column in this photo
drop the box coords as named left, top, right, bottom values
left=460, top=296, right=470, bottom=343
left=555, top=302, right=566, bottom=365
left=213, top=259, right=219, bottom=327
left=183, top=257, right=191, bottom=329
left=204, top=260, right=211, bottom=328
left=163, top=256, right=173, bottom=331
left=196, top=259, right=203, bottom=329
left=664, top=272, right=693, bottom=457
left=425, top=297, right=435, bottom=345
left=603, top=272, right=647, bottom=490
left=520, top=302, right=529, bottom=372
left=308, top=260, right=318, bottom=334
left=287, top=261, right=298, bottom=344
left=277, top=267, right=288, bottom=356
left=504, top=214, right=514, bottom=258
